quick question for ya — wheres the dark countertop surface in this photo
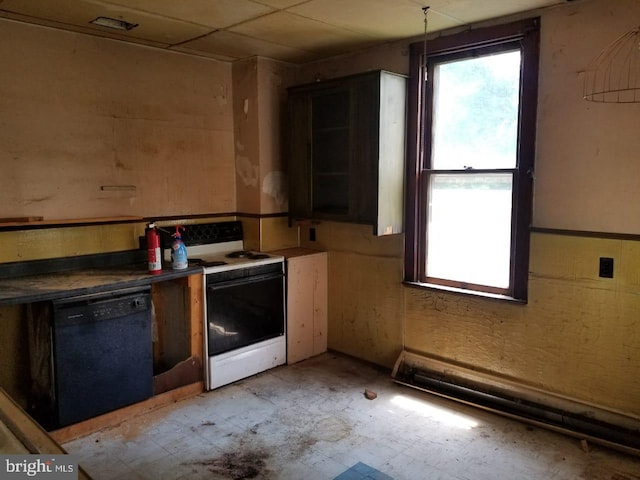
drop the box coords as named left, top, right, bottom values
left=0, top=262, right=202, bottom=306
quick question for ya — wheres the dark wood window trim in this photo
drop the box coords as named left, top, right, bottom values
left=404, top=18, right=540, bottom=302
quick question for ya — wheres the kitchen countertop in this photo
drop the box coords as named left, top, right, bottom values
left=0, top=262, right=202, bottom=306
left=272, top=247, right=327, bottom=259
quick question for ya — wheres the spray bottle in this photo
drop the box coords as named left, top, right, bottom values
left=171, top=225, right=188, bottom=270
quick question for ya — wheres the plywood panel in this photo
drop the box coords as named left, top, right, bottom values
left=532, top=0, right=640, bottom=234
left=257, top=58, right=296, bottom=214
left=285, top=251, right=328, bottom=364
left=233, top=59, right=262, bottom=215
left=152, top=279, right=191, bottom=370
left=0, top=20, right=235, bottom=220
left=187, top=273, right=204, bottom=363
left=287, top=256, right=315, bottom=364
left=0, top=306, right=29, bottom=407
left=234, top=58, right=296, bottom=216
left=312, top=253, right=328, bottom=356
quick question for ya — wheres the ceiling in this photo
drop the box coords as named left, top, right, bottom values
left=0, top=0, right=569, bottom=64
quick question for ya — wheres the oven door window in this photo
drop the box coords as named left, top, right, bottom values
left=207, top=273, right=284, bottom=355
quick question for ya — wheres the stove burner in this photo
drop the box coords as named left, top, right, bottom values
left=202, top=261, right=228, bottom=267
left=190, top=258, right=228, bottom=267
left=226, top=251, right=270, bottom=260
left=226, top=250, right=250, bottom=258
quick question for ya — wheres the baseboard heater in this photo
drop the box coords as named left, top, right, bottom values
left=392, top=351, right=640, bottom=456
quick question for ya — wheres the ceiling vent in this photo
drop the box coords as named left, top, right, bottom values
left=90, top=16, right=138, bottom=31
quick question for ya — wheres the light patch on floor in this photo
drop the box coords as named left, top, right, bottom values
left=389, top=394, right=479, bottom=430
left=63, top=353, right=640, bottom=480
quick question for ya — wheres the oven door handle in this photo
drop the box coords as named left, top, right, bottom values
left=207, top=272, right=284, bottom=290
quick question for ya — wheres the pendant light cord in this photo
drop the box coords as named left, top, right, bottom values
left=418, top=7, right=430, bottom=170
left=422, top=6, right=430, bottom=79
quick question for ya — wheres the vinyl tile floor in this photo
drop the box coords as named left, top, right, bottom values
left=63, top=353, right=640, bottom=480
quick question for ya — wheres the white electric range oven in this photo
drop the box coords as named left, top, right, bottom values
left=162, top=222, right=286, bottom=390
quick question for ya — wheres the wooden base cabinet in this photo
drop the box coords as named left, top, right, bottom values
left=277, top=249, right=328, bottom=365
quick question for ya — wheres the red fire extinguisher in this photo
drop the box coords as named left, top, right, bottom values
left=146, top=222, right=161, bottom=275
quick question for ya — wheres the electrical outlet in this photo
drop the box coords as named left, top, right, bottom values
left=599, top=257, right=614, bottom=278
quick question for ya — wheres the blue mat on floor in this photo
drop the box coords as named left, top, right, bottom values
left=333, top=462, right=393, bottom=480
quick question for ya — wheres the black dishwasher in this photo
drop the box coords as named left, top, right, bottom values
left=51, top=286, right=153, bottom=427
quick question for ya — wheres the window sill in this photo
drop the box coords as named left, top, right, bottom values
left=402, top=280, right=527, bottom=305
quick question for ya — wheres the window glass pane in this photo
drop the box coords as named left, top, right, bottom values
left=431, top=50, right=521, bottom=170
left=426, top=173, right=513, bottom=289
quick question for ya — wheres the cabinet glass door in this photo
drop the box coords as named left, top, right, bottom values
left=311, top=90, right=350, bottom=216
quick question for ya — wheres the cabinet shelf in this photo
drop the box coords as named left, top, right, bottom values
left=287, top=70, right=406, bottom=235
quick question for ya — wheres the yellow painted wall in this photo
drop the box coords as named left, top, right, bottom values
left=296, top=0, right=640, bottom=419
left=405, top=233, right=640, bottom=415
left=0, top=215, right=238, bottom=264
left=0, top=223, right=143, bottom=263
left=301, top=223, right=640, bottom=416
left=241, top=216, right=298, bottom=253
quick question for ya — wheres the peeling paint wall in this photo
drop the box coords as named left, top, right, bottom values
left=297, top=0, right=640, bottom=418
left=257, top=58, right=296, bottom=214
left=233, top=57, right=296, bottom=215
left=233, top=59, right=261, bottom=214
left=0, top=19, right=235, bottom=220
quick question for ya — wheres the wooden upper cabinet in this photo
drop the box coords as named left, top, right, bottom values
left=287, top=70, right=407, bottom=235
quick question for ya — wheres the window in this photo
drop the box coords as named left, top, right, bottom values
left=404, top=19, right=540, bottom=301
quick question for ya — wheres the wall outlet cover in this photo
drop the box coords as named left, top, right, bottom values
left=599, top=257, right=614, bottom=278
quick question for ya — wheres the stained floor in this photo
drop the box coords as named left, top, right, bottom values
left=63, top=353, right=640, bottom=480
